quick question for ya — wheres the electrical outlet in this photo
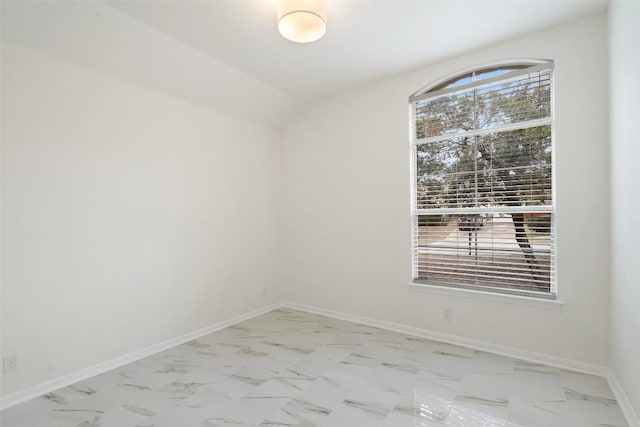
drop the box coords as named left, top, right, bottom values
left=443, top=309, right=453, bottom=322
left=3, top=355, right=18, bottom=374
left=262, top=287, right=269, bottom=298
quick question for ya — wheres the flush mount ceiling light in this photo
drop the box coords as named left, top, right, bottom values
left=277, top=0, right=327, bottom=43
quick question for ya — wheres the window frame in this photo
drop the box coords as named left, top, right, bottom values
left=409, top=59, right=557, bottom=300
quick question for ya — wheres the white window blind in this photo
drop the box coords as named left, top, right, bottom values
left=410, top=62, right=555, bottom=297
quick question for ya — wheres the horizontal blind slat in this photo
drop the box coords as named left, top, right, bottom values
left=414, top=69, right=552, bottom=140
left=416, top=125, right=552, bottom=210
left=412, top=213, right=555, bottom=293
left=411, top=62, right=555, bottom=297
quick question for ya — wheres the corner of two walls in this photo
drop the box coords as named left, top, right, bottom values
left=3, top=7, right=633, bottom=409
left=0, top=41, right=286, bottom=397
left=280, top=12, right=612, bottom=368
left=608, top=0, right=640, bottom=418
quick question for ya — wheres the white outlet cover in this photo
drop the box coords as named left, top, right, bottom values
left=3, top=355, right=18, bottom=374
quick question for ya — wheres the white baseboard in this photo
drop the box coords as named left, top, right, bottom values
left=0, top=302, right=284, bottom=411
left=4, top=299, right=636, bottom=427
left=607, top=369, right=640, bottom=427
left=282, top=301, right=609, bottom=378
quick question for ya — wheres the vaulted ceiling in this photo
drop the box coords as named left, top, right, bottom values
left=1, top=0, right=607, bottom=126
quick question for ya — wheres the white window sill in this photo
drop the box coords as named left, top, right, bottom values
left=409, top=282, right=564, bottom=310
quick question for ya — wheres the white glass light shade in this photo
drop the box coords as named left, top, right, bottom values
left=277, top=0, right=327, bottom=43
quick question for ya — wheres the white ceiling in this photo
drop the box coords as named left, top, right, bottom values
left=109, top=0, right=607, bottom=99
left=1, top=0, right=607, bottom=126
left=1, top=1, right=297, bottom=126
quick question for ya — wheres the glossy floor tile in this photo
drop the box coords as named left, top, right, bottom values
left=0, top=308, right=628, bottom=426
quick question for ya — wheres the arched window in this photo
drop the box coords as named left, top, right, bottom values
left=410, top=60, right=556, bottom=298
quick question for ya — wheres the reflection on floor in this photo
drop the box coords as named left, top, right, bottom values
left=0, top=308, right=628, bottom=426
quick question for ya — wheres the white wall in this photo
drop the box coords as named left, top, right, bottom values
left=0, top=42, right=283, bottom=396
left=2, top=6, right=628, bottom=404
left=282, top=13, right=611, bottom=366
left=0, top=1, right=297, bottom=127
left=609, top=0, right=640, bottom=416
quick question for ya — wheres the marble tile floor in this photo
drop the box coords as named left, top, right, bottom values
left=0, top=308, right=628, bottom=427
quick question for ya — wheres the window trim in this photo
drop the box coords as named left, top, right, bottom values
left=409, top=59, right=557, bottom=300
left=409, top=58, right=551, bottom=103
left=408, top=282, right=564, bottom=310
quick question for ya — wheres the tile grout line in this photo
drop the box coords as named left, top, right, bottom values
left=2, top=300, right=637, bottom=426
left=281, top=301, right=608, bottom=377
left=0, top=301, right=286, bottom=411
left=283, top=301, right=638, bottom=426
